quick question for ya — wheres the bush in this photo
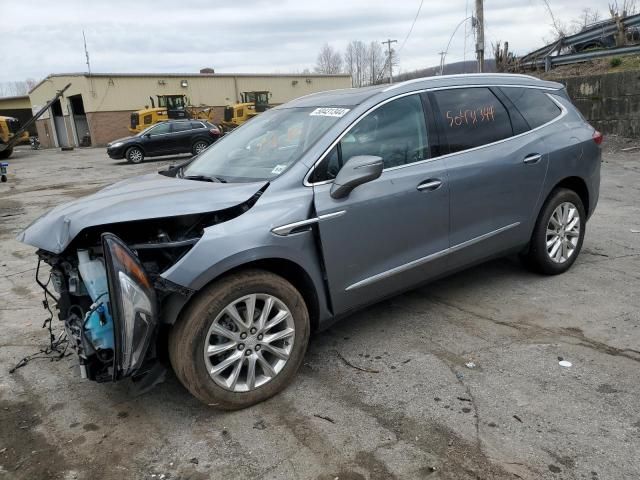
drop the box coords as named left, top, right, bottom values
left=610, top=57, right=622, bottom=68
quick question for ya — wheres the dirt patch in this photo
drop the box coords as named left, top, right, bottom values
left=0, top=396, right=70, bottom=480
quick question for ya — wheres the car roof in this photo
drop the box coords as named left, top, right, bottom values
left=284, top=74, right=564, bottom=108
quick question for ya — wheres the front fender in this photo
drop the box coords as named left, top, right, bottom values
left=160, top=186, right=332, bottom=325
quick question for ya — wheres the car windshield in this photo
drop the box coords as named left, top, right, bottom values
left=181, top=107, right=343, bottom=182
left=137, top=123, right=160, bottom=136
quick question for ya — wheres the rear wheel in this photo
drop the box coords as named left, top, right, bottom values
left=523, top=188, right=585, bottom=275
left=192, top=140, right=209, bottom=156
left=168, top=270, right=310, bottom=409
left=125, top=146, right=144, bottom=164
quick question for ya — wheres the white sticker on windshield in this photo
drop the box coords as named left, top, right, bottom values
left=271, top=164, right=287, bottom=175
left=310, top=107, right=350, bottom=118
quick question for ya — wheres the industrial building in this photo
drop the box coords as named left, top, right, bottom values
left=28, top=72, right=352, bottom=147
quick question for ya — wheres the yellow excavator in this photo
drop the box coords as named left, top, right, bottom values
left=0, top=116, right=29, bottom=157
left=220, top=91, right=271, bottom=132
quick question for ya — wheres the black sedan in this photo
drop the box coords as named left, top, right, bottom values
left=107, top=120, right=222, bottom=164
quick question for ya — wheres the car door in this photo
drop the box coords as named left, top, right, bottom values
left=429, top=86, right=550, bottom=267
left=311, top=94, right=450, bottom=315
left=143, top=122, right=172, bottom=155
left=169, top=121, right=194, bottom=153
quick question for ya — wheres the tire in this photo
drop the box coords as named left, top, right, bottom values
left=523, top=188, right=586, bottom=275
left=168, top=269, right=310, bottom=409
left=0, top=147, right=13, bottom=160
left=192, top=140, right=209, bottom=156
left=125, top=146, right=144, bottom=164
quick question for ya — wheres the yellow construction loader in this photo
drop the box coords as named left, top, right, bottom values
left=220, top=91, right=271, bottom=132
left=128, top=94, right=220, bottom=134
left=0, top=116, right=29, bottom=157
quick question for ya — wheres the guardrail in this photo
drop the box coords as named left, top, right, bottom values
left=519, top=13, right=640, bottom=69
left=520, top=44, right=640, bottom=69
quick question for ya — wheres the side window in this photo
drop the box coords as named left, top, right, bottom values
left=310, top=94, right=429, bottom=182
left=149, top=122, right=171, bottom=135
left=172, top=122, right=192, bottom=133
left=190, top=122, right=205, bottom=130
left=432, top=87, right=512, bottom=153
left=501, top=87, right=561, bottom=129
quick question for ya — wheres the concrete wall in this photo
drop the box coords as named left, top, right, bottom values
left=28, top=73, right=352, bottom=147
left=562, top=71, right=640, bottom=138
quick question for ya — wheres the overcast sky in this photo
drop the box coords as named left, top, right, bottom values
left=0, top=0, right=614, bottom=83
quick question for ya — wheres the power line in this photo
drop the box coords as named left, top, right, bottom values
left=397, top=0, right=425, bottom=54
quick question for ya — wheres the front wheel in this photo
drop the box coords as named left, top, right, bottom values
left=168, top=270, right=310, bottom=409
left=523, top=188, right=586, bottom=275
left=125, top=146, right=144, bottom=164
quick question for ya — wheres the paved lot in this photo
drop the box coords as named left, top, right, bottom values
left=0, top=141, right=639, bottom=480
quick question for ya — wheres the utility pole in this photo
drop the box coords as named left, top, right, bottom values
left=382, top=39, right=397, bottom=84
left=475, top=0, right=485, bottom=72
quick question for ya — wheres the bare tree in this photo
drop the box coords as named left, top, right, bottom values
left=609, top=0, right=637, bottom=16
left=344, top=40, right=371, bottom=87
left=368, top=41, right=386, bottom=85
left=0, top=79, right=37, bottom=97
left=314, top=44, right=343, bottom=74
left=572, top=8, right=601, bottom=32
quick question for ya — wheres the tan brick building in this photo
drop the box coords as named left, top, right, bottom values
left=28, top=72, right=352, bottom=148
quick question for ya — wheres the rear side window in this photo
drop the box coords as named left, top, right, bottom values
left=172, top=122, right=192, bottom=132
left=432, top=87, right=512, bottom=153
left=501, top=87, right=561, bottom=129
left=191, top=122, right=205, bottom=129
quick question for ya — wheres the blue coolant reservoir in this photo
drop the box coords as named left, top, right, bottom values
left=77, top=250, right=115, bottom=352
left=85, top=304, right=115, bottom=351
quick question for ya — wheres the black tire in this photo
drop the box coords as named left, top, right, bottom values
left=168, top=269, right=310, bottom=409
left=125, top=146, right=144, bottom=164
left=0, top=147, right=13, bottom=160
left=523, top=188, right=586, bottom=275
left=191, top=140, right=209, bottom=156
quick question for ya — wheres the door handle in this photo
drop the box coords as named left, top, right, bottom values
left=523, top=153, right=542, bottom=164
left=417, top=179, right=442, bottom=191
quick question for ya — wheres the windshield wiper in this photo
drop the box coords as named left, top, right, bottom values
left=183, top=174, right=226, bottom=183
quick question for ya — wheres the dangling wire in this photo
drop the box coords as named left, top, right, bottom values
left=9, top=261, right=70, bottom=374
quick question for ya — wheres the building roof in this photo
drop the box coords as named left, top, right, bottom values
left=0, top=95, right=30, bottom=101
left=29, top=72, right=351, bottom=94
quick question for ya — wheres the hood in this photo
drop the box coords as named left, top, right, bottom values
left=107, top=135, right=136, bottom=146
left=17, top=173, right=268, bottom=253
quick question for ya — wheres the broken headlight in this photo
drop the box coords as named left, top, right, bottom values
left=102, top=233, right=158, bottom=380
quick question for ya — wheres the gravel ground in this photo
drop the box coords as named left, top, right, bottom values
left=0, top=140, right=639, bottom=480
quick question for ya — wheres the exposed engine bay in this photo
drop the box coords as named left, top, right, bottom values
left=33, top=189, right=264, bottom=385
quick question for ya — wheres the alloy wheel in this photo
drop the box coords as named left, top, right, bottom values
left=203, top=294, right=295, bottom=392
left=546, top=201, right=580, bottom=264
left=129, top=149, right=143, bottom=163
left=194, top=142, right=207, bottom=154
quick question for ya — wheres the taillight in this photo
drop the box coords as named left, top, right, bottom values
left=592, top=130, right=603, bottom=145
left=209, top=127, right=220, bottom=136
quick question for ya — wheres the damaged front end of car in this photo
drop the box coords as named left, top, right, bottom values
left=20, top=173, right=268, bottom=388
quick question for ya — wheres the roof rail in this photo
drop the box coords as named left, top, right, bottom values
left=383, top=73, right=540, bottom=92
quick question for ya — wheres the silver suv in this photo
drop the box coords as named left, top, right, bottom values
left=19, top=74, right=601, bottom=409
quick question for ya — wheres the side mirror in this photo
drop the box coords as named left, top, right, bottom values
left=144, top=133, right=151, bottom=138
left=330, top=155, right=383, bottom=199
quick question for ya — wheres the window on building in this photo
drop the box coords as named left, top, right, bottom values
left=501, top=87, right=562, bottom=129
left=432, top=87, right=513, bottom=153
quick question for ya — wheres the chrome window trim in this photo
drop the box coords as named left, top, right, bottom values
left=304, top=85, right=566, bottom=186
left=345, top=222, right=520, bottom=291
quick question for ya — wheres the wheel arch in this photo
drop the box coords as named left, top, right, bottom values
left=165, top=256, right=322, bottom=333
left=126, top=143, right=146, bottom=155
left=551, top=176, right=590, bottom=217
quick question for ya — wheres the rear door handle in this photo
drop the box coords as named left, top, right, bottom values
left=417, top=179, right=442, bottom=192
left=523, top=154, right=542, bottom=164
